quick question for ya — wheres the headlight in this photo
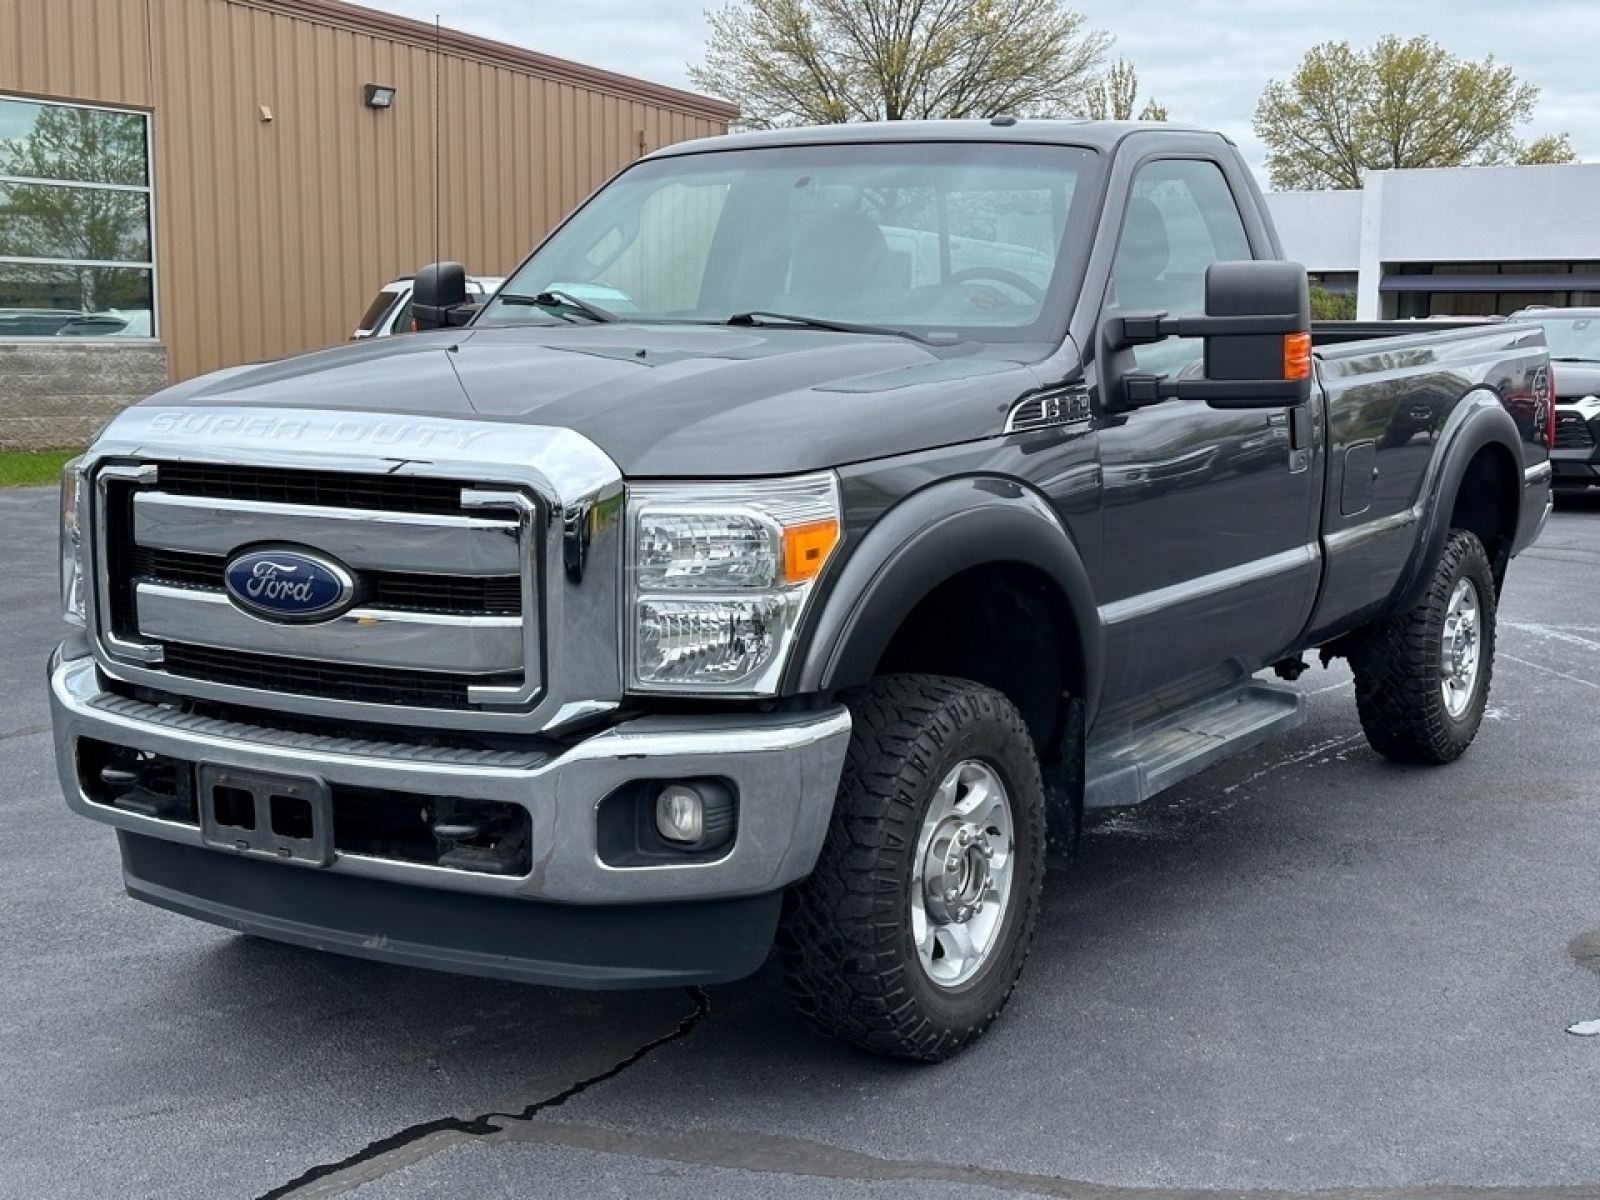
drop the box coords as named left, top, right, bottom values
left=627, top=474, right=841, bottom=694
left=60, top=456, right=86, bottom=626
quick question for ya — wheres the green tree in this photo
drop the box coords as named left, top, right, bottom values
left=1078, top=59, right=1167, bottom=121
left=1309, top=287, right=1356, bottom=321
left=1253, top=35, right=1574, bottom=190
left=1518, top=133, right=1576, bottom=165
left=689, top=0, right=1111, bottom=128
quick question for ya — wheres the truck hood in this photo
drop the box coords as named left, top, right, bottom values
left=1551, top=359, right=1600, bottom=401
left=148, top=324, right=1042, bottom=476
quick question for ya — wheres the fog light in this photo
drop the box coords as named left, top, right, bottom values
left=655, top=784, right=704, bottom=843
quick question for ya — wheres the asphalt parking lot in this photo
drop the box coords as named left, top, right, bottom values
left=2, top=483, right=1598, bottom=1200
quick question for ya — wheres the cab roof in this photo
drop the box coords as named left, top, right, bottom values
left=643, top=118, right=1229, bottom=160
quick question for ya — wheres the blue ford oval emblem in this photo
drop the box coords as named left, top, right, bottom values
left=224, top=547, right=356, bottom=622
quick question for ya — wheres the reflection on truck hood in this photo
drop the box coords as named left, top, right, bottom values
left=151, top=324, right=1039, bottom=476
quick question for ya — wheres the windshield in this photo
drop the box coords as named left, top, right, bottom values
left=356, top=286, right=404, bottom=334
left=478, top=141, right=1102, bottom=342
left=1530, top=312, right=1600, bottom=362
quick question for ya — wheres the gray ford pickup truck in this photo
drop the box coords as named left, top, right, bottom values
left=51, top=121, right=1554, bottom=1061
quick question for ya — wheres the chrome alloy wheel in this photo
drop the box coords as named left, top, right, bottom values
left=910, top=759, right=1016, bottom=988
left=1440, top=577, right=1482, bottom=719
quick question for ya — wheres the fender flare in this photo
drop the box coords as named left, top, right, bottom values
left=1390, top=391, right=1523, bottom=615
left=791, top=477, right=1105, bottom=721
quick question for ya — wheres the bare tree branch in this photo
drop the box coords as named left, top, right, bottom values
left=690, top=0, right=1111, bottom=127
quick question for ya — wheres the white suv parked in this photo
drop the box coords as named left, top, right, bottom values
left=352, top=275, right=503, bottom=338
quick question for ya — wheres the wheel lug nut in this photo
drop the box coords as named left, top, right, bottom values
left=944, top=888, right=957, bottom=902
left=958, top=829, right=970, bottom=845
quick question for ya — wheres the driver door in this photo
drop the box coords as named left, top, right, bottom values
left=1094, top=157, right=1322, bottom=706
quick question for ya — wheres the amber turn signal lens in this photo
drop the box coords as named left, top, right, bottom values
left=1283, top=331, right=1312, bottom=381
left=783, top=519, right=840, bottom=583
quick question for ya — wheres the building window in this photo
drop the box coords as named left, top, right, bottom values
left=0, top=95, right=155, bottom=338
left=1384, top=260, right=1600, bottom=318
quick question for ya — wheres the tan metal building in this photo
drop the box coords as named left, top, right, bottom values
left=1, top=0, right=735, bottom=387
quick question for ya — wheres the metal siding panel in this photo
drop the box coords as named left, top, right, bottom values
left=542, top=77, right=562, bottom=245
left=443, top=51, right=467, bottom=264
left=482, top=68, right=506, bottom=271
left=401, top=39, right=433, bottom=276
left=151, top=0, right=218, bottom=383
left=225, top=2, right=260, bottom=370
left=4, top=0, right=153, bottom=107
left=222, top=0, right=739, bottom=124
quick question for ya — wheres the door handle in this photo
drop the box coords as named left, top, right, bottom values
left=1288, top=407, right=1311, bottom=474
left=1290, top=407, right=1312, bottom=450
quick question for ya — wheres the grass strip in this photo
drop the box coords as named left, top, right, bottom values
left=0, top=449, right=78, bottom=488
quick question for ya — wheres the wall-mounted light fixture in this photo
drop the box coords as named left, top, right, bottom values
left=363, top=84, right=397, bottom=109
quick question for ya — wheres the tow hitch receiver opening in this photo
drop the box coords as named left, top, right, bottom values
left=198, top=764, right=334, bottom=867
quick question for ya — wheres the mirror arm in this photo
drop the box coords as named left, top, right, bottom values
left=1122, top=373, right=1178, bottom=408
left=1122, top=374, right=1309, bottom=411
left=1117, top=312, right=1306, bottom=347
left=1114, top=313, right=1171, bottom=347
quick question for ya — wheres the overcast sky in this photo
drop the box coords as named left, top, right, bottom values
left=351, top=0, right=1599, bottom=179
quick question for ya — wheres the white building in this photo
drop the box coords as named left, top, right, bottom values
left=1263, top=163, right=1600, bottom=319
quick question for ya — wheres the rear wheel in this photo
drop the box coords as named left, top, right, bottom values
left=1350, top=528, right=1496, bottom=764
left=778, top=675, right=1046, bottom=1061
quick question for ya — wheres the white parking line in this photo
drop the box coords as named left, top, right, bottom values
left=1306, top=679, right=1353, bottom=696
left=1222, top=731, right=1368, bottom=795
left=1500, top=652, right=1600, bottom=690
left=1502, top=621, right=1600, bottom=654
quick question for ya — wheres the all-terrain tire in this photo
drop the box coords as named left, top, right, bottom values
left=1350, top=528, right=1497, bottom=764
left=777, top=675, right=1047, bottom=1061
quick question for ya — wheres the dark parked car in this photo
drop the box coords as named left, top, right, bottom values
left=1511, top=306, right=1600, bottom=493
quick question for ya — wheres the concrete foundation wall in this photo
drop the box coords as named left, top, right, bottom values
left=0, top=343, right=169, bottom=451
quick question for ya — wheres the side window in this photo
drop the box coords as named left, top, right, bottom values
left=1111, top=158, right=1253, bottom=375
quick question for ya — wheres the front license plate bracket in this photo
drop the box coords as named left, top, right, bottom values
left=197, top=764, right=335, bottom=867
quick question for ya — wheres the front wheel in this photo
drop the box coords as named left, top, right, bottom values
left=778, top=675, right=1046, bottom=1061
left=1350, top=528, right=1497, bottom=764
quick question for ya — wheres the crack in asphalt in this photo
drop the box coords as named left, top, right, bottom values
left=255, top=986, right=711, bottom=1200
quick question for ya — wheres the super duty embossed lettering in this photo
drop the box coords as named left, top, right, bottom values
left=146, top=411, right=491, bottom=450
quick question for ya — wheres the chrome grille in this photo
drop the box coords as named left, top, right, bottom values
left=152, top=462, right=471, bottom=514
left=123, top=548, right=523, bottom=615
left=159, top=644, right=514, bottom=710
left=94, top=461, right=541, bottom=715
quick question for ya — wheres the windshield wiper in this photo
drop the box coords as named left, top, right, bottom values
left=498, top=290, right=620, bottom=323
left=724, top=310, right=939, bottom=346
left=1550, top=355, right=1600, bottom=363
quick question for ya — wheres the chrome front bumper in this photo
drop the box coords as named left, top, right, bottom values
left=51, top=652, right=852, bottom=905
